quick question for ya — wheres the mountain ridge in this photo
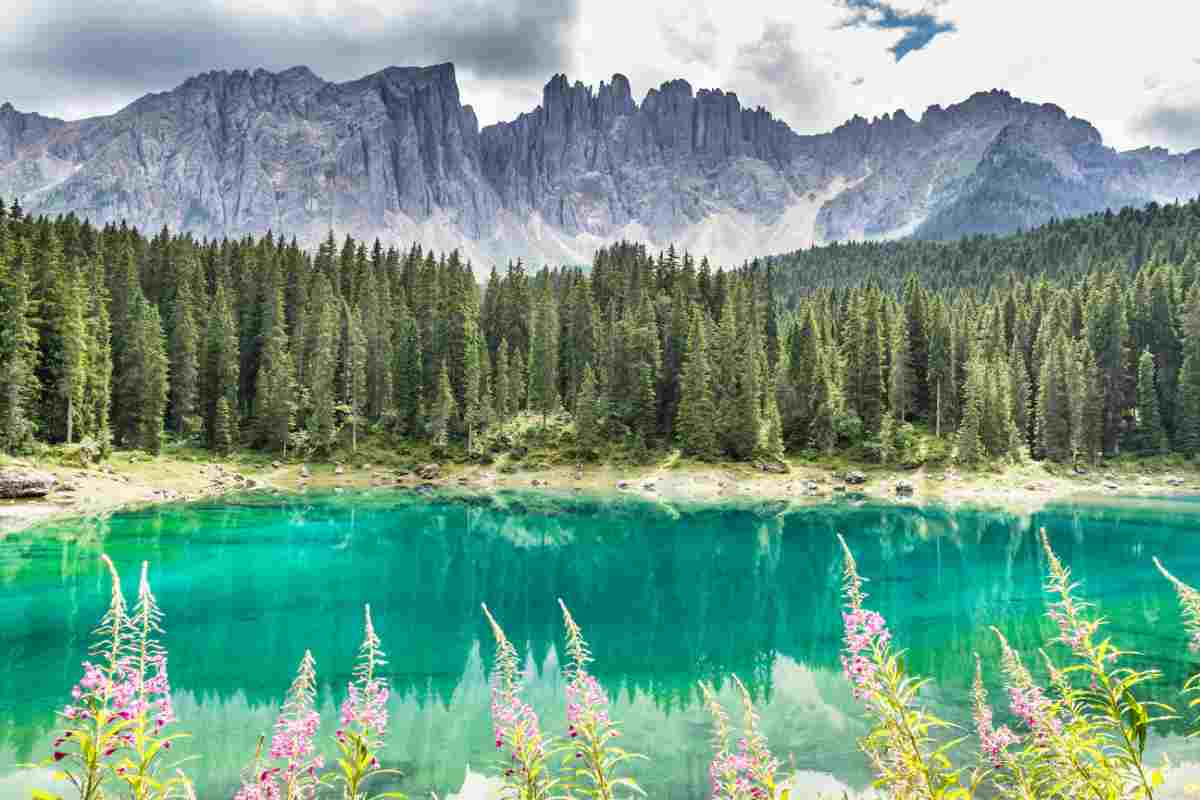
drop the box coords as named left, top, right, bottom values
left=2, top=64, right=1198, bottom=267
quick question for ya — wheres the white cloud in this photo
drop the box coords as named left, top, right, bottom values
left=0, top=0, right=1194, bottom=153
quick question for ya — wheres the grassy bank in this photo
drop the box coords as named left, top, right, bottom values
left=4, top=411, right=1200, bottom=534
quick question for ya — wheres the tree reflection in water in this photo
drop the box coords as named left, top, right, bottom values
left=1, top=490, right=1198, bottom=798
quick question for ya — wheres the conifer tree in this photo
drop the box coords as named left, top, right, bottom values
left=761, top=374, right=786, bottom=463
left=42, top=257, right=90, bottom=444
left=713, top=294, right=741, bottom=454
left=1037, top=335, right=1073, bottom=461
left=1131, top=348, right=1168, bottom=454
left=168, top=275, right=200, bottom=437
left=888, top=307, right=911, bottom=422
left=393, top=307, right=422, bottom=435
left=574, top=363, right=602, bottom=458
left=1009, top=350, right=1032, bottom=451
left=254, top=286, right=296, bottom=454
left=339, top=301, right=367, bottom=453
left=430, top=361, right=456, bottom=448
left=363, top=283, right=394, bottom=423
left=509, top=345, right=527, bottom=415
left=494, top=340, right=511, bottom=421
left=305, top=297, right=338, bottom=453
left=0, top=239, right=37, bottom=451
left=958, top=357, right=985, bottom=465
left=1085, top=277, right=1128, bottom=455
left=1176, top=289, right=1200, bottom=455
left=203, top=278, right=239, bottom=450
left=927, top=301, right=957, bottom=437
left=527, top=289, right=560, bottom=429
left=879, top=411, right=896, bottom=465
left=82, top=257, right=113, bottom=450
left=809, top=351, right=842, bottom=455
left=115, top=292, right=168, bottom=453
left=675, top=313, right=718, bottom=459
left=212, top=396, right=235, bottom=455
left=729, top=333, right=763, bottom=460
left=1074, top=341, right=1104, bottom=465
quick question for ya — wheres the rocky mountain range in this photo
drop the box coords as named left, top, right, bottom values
left=2, top=62, right=1199, bottom=268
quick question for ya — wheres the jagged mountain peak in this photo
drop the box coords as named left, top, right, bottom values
left=0, top=64, right=1197, bottom=269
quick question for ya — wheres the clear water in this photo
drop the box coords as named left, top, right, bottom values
left=2, top=489, right=1200, bottom=798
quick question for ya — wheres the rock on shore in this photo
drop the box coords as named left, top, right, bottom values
left=0, top=469, right=55, bottom=499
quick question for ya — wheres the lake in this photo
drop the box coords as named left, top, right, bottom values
left=2, top=490, right=1200, bottom=798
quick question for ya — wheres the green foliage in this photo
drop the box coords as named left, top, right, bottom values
left=212, top=397, right=236, bottom=456
left=573, top=364, right=603, bottom=459
left=1130, top=349, right=1168, bottom=455
left=1, top=196, right=1199, bottom=474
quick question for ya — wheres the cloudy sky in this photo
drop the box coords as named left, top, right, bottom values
left=2, top=0, right=1199, bottom=152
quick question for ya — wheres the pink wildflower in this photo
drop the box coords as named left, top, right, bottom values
left=840, top=607, right=892, bottom=702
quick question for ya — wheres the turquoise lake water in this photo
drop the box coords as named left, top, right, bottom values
left=2, top=490, right=1200, bottom=798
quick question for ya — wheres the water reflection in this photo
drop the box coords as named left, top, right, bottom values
left=1, top=491, right=1199, bottom=797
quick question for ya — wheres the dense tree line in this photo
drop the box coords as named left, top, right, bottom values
left=1, top=195, right=1199, bottom=467
left=771, top=198, right=1200, bottom=294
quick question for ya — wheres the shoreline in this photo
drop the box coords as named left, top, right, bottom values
left=4, top=452, right=1200, bottom=535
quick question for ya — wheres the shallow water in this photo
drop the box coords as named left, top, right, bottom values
left=2, top=490, right=1200, bottom=798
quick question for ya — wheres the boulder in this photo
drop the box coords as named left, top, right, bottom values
left=334, top=464, right=345, bottom=476
left=895, top=480, right=914, bottom=497
left=271, top=461, right=282, bottom=469
left=844, top=471, right=867, bottom=486
left=299, top=464, right=310, bottom=478
left=0, top=469, right=56, bottom=498
left=416, top=463, right=441, bottom=480
left=643, top=481, right=657, bottom=491
left=1166, top=476, right=1185, bottom=487
left=617, top=480, right=630, bottom=490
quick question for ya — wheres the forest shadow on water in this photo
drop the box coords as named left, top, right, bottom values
left=2, top=489, right=1200, bottom=798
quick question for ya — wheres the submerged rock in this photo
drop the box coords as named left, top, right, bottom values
left=0, top=469, right=55, bottom=499
left=895, top=480, right=914, bottom=497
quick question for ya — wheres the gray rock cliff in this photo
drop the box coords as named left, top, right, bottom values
left=2, top=70, right=1197, bottom=268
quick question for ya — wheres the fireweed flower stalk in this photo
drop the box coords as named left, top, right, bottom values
left=481, top=603, right=558, bottom=800
left=1154, top=556, right=1200, bottom=721
left=1037, top=529, right=1168, bottom=799
left=836, top=535, right=973, bottom=800
left=35, top=555, right=137, bottom=800
left=991, top=626, right=1118, bottom=800
left=320, top=605, right=404, bottom=800
left=111, top=562, right=193, bottom=800
left=237, top=651, right=324, bottom=800
left=558, top=599, right=645, bottom=800
left=699, top=677, right=789, bottom=800
left=554, top=599, right=643, bottom=800
left=1155, top=556, right=1200, bottom=654
left=970, top=654, right=1035, bottom=800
